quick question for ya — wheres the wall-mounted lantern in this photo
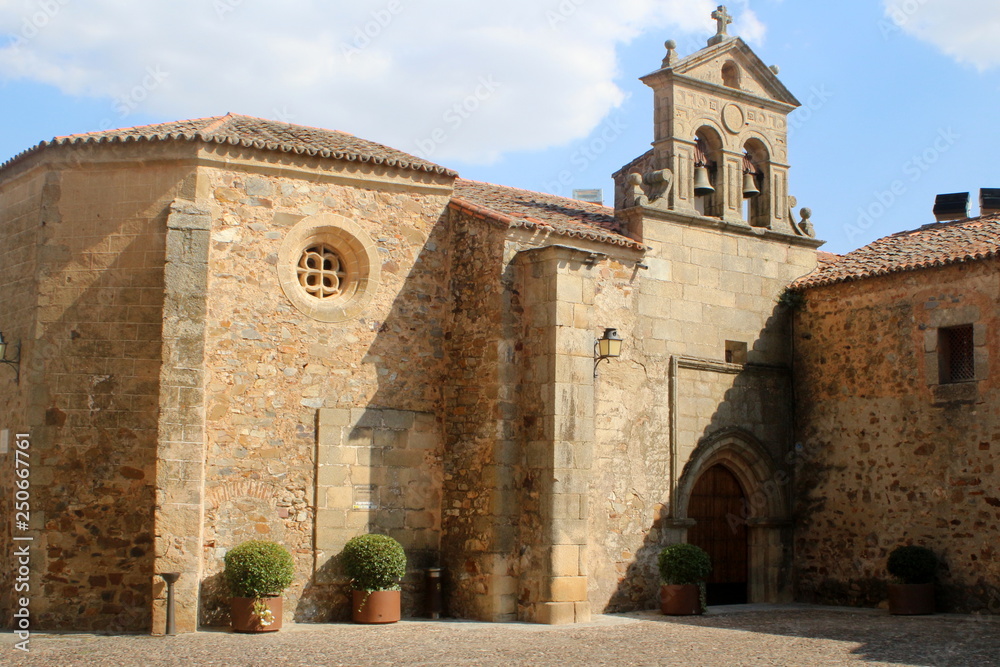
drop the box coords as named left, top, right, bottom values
left=0, top=332, right=20, bottom=384
left=594, top=327, right=623, bottom=377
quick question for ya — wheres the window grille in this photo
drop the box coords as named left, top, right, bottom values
left=941, top=325, right=975, bottom=383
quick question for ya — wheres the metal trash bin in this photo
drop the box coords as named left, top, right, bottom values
left=425, top=568, right=443, bottom=619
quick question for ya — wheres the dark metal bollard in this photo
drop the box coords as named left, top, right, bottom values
left=425, top=568, right=443, bottom=619
left=160, top=573, right=181, bottom=636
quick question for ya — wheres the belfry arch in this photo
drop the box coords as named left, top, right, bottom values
left=675, top=429, right=793, bottom=603
left=743, top=137, right=772, bottom=228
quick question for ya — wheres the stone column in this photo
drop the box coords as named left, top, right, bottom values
left=721, top=150, right=745, bottom=224
left=151, top=201, right=211, bottom=633
left=516, top=246, right=595, bottom=624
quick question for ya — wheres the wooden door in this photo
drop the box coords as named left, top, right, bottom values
left=687, top=464, right=749, bottom=605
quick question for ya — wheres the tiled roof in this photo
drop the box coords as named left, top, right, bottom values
left=451, top=179, right=645, bottom=250
left=794, top=215, right=1000, bottom=289
left=0, top=113, right=456, bottom=177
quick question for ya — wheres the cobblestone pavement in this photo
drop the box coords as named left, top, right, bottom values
left=3, top=605, right=999, bottom=666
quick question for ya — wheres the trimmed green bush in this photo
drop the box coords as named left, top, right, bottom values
left=887, top=545, right=938, bottom=584
left=342, top=534, right=407, bottom=592
left=224, top=540, right=295, bottom=598
left=658, top=543, right=712, bottom=585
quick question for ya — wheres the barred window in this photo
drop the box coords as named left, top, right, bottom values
left=939, top=325, right=975, bottom=384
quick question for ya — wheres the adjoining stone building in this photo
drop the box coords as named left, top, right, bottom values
left=4, top=8, right=991, bottom=634
left=791, top=216, right=1000, bottom=613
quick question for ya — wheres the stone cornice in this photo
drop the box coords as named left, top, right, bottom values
left=676, top=355, right=789, bottom=375
left=618, top=204, right=825, bottom=250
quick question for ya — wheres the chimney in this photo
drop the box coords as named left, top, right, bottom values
left=933, top=192, right=969, bottom=222
left=980, top=189, right=1000, bottom=217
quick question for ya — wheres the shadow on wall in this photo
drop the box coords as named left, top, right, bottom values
left=284, top=207, right=456, bottom=624
left=16, top=168, right=179, bottom=632
left=791, top=292, right=1000, bottom=614
left=605, top=300, right=797, bottom=613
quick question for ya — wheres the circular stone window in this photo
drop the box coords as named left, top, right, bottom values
left=298, top=244, right=349, bottom=299
left=277, top=214, right=381, bottom=322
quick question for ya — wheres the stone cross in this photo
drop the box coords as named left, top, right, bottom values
left=713, top=6, right=732, bottom=36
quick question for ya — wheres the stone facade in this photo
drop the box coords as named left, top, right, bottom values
left=793, top=260, right=1000, bottom=613
left=9, top=12, right=992, bottom=635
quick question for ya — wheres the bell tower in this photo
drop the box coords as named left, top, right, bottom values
left=616, top=5, right=808, bottom=236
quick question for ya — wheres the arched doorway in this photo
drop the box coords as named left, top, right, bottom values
left=687, top=464, right=748, bottom=605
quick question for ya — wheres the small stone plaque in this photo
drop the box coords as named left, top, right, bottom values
left=352, top=485, right=377, bottom=511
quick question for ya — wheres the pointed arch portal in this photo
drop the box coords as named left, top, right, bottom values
left=674, top=429, right=793, bottom=604
left=688, top=464, right=749, bottom=605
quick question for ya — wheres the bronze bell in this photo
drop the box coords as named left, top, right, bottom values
left=693, top=165, right=715, bottom=196
left=742, top=172, right=760, bottom=198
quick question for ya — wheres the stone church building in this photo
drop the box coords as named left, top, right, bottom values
left=1, top=9, right=996, bottom=633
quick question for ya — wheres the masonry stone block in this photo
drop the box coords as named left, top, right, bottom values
left=346, top=510, right=374, bottom=530
left=536, top=602, right=577, bottom=625
left=325, top=486, right=353, bottom=509
left=550, top=519, right=589, bottom=545
left=315, top=522, right=356, bottom=551
left=319, top=445, right=354, bottom=465
left=548, top=576, right=588, bottom=602
left=317, top=464, right=349, bottom=487
left=383, top=448, right=425, bottom=468
left=319, top=408, right=352, bottom=428
left=551, top=545, right=581, bottom=577
left=374, top=429, right=404, bottom=449
left=354, top=443, right=383, bottom=467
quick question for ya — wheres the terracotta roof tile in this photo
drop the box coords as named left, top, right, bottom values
left=794, top=215, right=1000, bottom=289
left=1, top=113, right=456, bottom=177
left=451, top=179, right=645, bottom=250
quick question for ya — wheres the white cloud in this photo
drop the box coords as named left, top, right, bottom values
left=0, top=0, right=766, bottom=164
left=883, top=0, right=1000, bottom=70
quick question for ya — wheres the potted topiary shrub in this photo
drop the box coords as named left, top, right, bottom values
left=887, top=544, right=937, bottom=615
left=224, top=540, right=295, bottom=632
left=658, top=543, right=712, bottom=616
left=342, top=534, right=407, bottom=624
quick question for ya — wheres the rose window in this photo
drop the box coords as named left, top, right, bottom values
left=297, top=244, right=347, bottom=299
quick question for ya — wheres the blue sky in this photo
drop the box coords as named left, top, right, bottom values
left=2, top=0, right=999, bottom=255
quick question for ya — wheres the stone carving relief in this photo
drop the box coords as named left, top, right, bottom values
left=627, top=169, right=674, bottom=210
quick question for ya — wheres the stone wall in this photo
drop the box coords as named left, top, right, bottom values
left=0, top=147, right=195, bottom=631
left=438, top=207, right=514, bottom=621
left=585, top=213, right=814, bottom=613
left=515, top=245, right=596, bottom=625
left=0, top=167, right=44, bottom=628
left=794, top=261, right=1000, bottom=612
left=195, top=157, right=454, bottom=625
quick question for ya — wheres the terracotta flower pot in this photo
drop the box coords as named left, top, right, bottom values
left=231, top=596, right=283, bottom=632
left=660, top=584, right=703, bottom=616
left=888, top=583, right=935, bottom=615
left=352, top=590, right=401, bottom=624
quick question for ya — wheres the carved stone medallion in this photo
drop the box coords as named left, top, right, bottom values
left=722, top=103, right=745, bottom=134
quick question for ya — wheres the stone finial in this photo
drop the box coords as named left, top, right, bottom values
left=799, top=208, right=815, bottom=237
left=769, top=65, right=780, bottom=75
left=789, top=198, right=816, bottom=237
left=662, top=40, right=678, bottom=67
left=708, top=5, right=733, bottom=46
